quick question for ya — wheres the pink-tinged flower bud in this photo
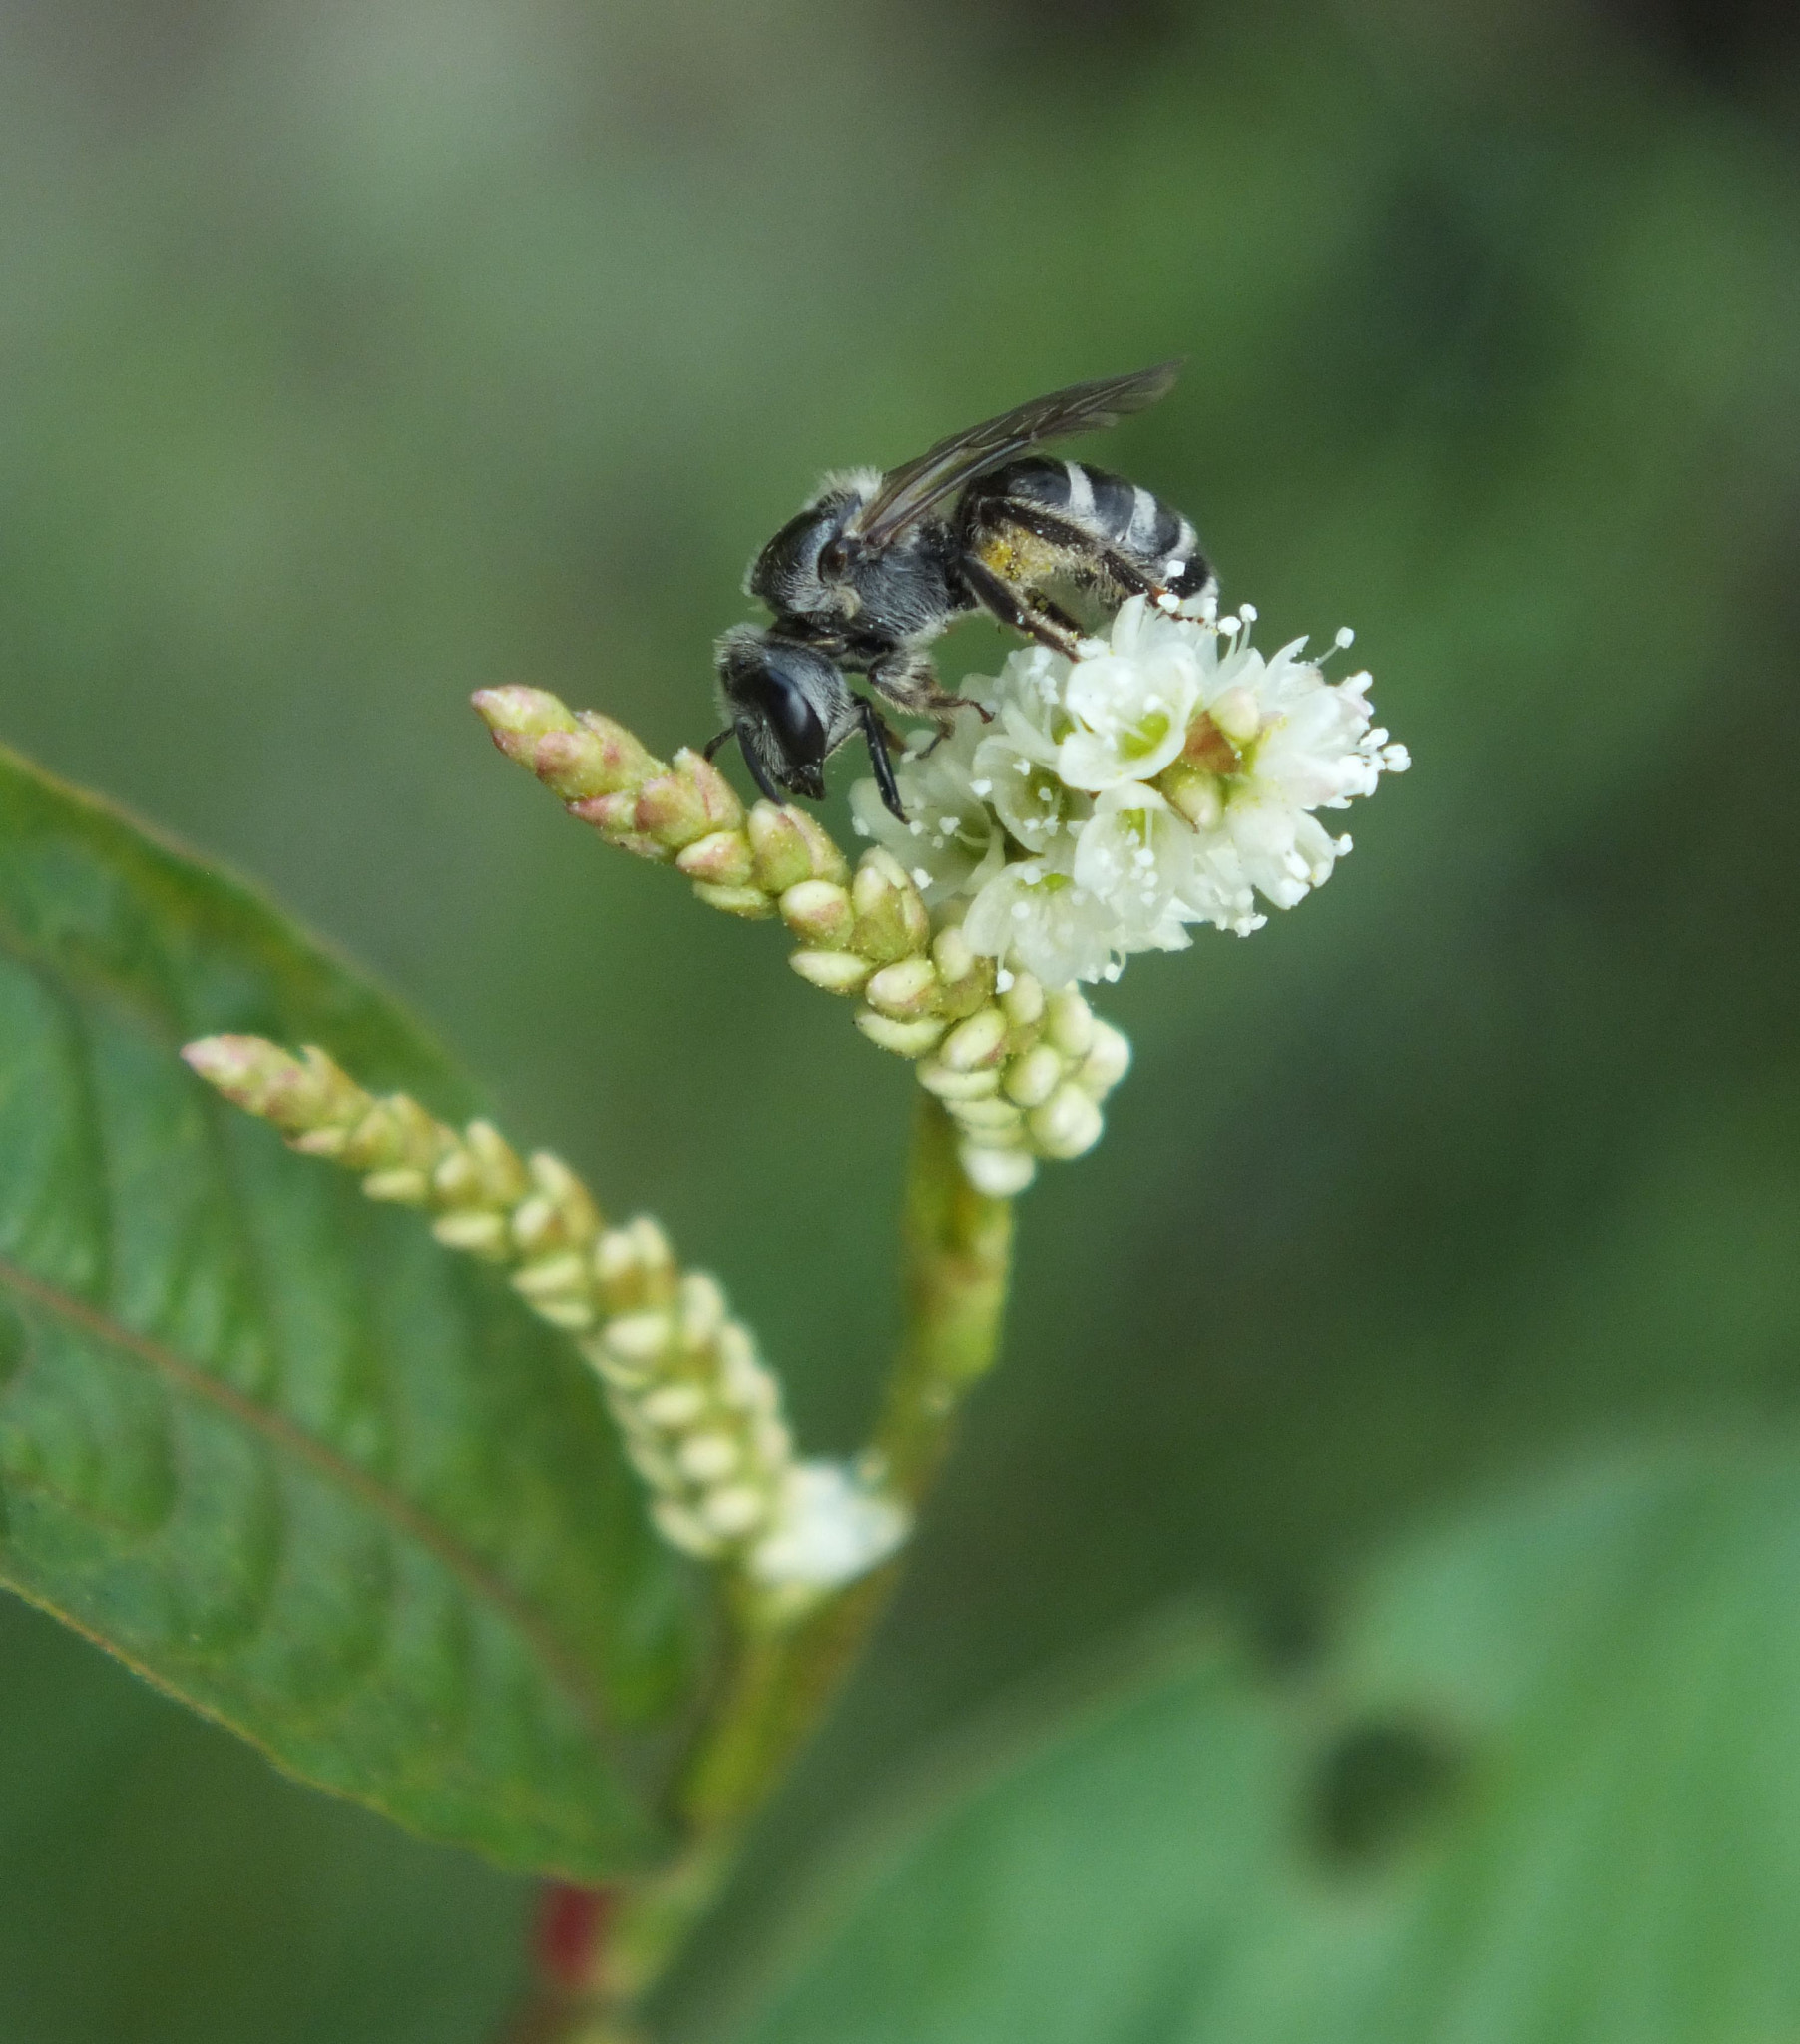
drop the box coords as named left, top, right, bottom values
left=864, top=956, right=941, bottom=1019
left=747, top=803, right=822, bottom=894
left=780, top=879, right=856, bottom=948
left=675, top=830, right=757, bottom=887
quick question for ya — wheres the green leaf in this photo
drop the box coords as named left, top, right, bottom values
left=731, top=1450, right=1800, bottom=2044
left=0, top=743, right=700, bottom=1880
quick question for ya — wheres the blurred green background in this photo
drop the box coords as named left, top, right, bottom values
left=1, top=0, right=1797, bottom=2037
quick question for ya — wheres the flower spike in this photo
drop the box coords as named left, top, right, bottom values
left=182, top=1035, right=906, bottom=1600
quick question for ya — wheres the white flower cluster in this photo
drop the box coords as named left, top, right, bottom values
left=852, top=595, right=1409, bottom=993
left=582, top=1218, right=907, bottom=1594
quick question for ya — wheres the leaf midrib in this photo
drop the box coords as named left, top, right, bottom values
left=0, top=1252, right=611, bottom=1740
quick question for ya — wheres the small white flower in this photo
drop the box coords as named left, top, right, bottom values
left=849, top=717, right=1006, bottom=906
left=1176, top=631, right=1410, bottom=915
left=1173, top=839, right=1265, bottom=937
left=1072, top=782, right=1198, bottom=948
left=748, top=1462, right=910, bottom=1589
left=962, top=834, right=1123, bottom=990
left=1058, top=600, right=1203, bottom=790
left=972, top=694, right=1090, bottom=853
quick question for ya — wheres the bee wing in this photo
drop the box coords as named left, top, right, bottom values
left=850, top=360, right=1183, bottom=548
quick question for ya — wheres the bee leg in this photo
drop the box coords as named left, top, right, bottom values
left=958, top=554, right=1086, bottom=657
left=853, top=696, right=908, bottom=821
left=867, top=650, right=994, bottom=730
left=713, top=720, right=787, bottom=806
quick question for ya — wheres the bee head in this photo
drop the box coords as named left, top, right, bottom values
left=714, top=627, right=851, bottom=805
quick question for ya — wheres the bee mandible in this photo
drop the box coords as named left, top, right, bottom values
left=706, top=361, right=1216, bottom=819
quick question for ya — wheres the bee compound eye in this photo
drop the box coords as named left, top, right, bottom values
left=764, top=671, right=826, bottom=758
left=818, top=536, right=850, bottom=579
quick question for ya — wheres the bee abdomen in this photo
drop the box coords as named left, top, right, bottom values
left=975, top=457, right=1208, bottom=596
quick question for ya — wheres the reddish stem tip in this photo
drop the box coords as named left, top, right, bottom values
left=534, top=1882, right=613, bottom=1996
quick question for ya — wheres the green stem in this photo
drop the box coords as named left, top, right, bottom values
left=576, top=1096, right=1014, bottom=2029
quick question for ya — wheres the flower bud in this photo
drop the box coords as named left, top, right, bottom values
left=474, top=690, right=656, bottom=801
left=1001, top=1042, right=1065, bottom=1109
left=931, top=925, right=976, bottom=984
left=938, top=1005, right=1009, bottom=1072
left=529, top=1152, right=601, bottom=1241
left=691, top=883, right=776, bottom=919
left=850, top=851, right=930, bottom=963
left=1209, top=685, right=1262, bottom=744
left=532, top=1295, right=599, bottom=1333
left=569, top=794, right=665, bottom=869
left=1043, top=989, right=1096, bottom=1060
left=789, top=949, right=872, bottom=995
left=856, top=1011, right=949, bottom=1058
left=780, top=880, right=856, bottom=948
left=178, top=1038, right=330, bottom=1136
left=675, top=831, right=756, bottom=887
left=747, top=804, right=821, bottom=894
left=864, top=956, right=941, bottom=1019
left=788, top=808, right=851, bottom=885
left=634, top=768, right=717, bottom=849
left=915, top=1059, right=1002, bottom=1102
left=599, top=1310, right=673, bottom=1366
left=1027, top=1082, right=1105, bottom=1160
left=1000, top=973, right=1045, bottom=1030
left=1156, top=759, right=1223, bottom=830
left=945, top=1094, right=1026, bottom=1134
left=959, top=1143, right=1037, bottom=1198
left=678, top=1273, right=727, bottom=1350
left=290, top=1127, right=349, bottom=1158
left=463, top=1120, right=530, bottom=1204
left=700, top=1486, right=768, bottom=1538
left=652, top=1499, right=722, bottom=1558
left=340, top=1094, right=442, bottom=1173
left=513, top=1252, right=591, bottom=1301
left=929, top=923, right=994, bottom=1020
left=676, top=1433, right=740, bottom=1483
left=641, top=1384, right=706, bottom=1430
left=431, top=1210, right=510, bottom=1256
left=572, top=710, right=663, bottom=790
left=1078, top=1019, right=1132, bottom=1096
left=526, top=729, right=621, bottom=804
left=471, top=685, right=575, bottom=744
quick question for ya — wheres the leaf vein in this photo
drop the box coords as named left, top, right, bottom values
left=0, top=1251, right=612, bottom=1743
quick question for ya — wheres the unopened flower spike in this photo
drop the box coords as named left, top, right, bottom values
left=181, top=1035, right=907, bottom=1607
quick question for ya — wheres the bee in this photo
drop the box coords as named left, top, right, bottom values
left=706, top=360, right=1215, bottom=818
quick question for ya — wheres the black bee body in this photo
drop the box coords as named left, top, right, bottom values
left=707, top=363, right=1212, bottom=818
left=743, top=472, right=976, bottom=691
